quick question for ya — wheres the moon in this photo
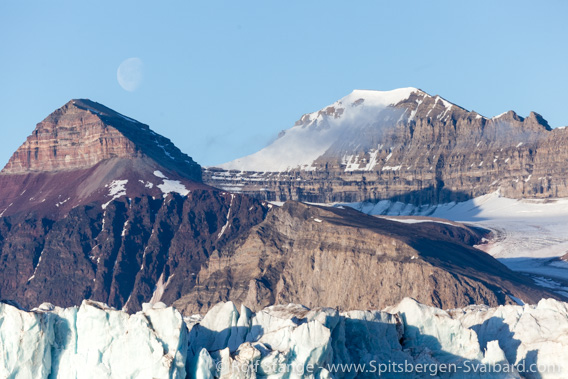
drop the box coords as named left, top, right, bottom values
left=117, top=57, right=143, bottom=92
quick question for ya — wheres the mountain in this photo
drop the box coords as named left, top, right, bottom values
left=0, top=100, right=268, bottom=312
left=218, top=88, right=423, bottom=172
left=0, top=99, right=205, bottom=219
left=0, top=99, right=562, bottom=316
left=204, top=88, right=568, bottom=204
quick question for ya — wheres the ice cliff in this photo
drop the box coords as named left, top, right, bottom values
left=1, top=298, right=567, bottom=378
left=0, top=300, right=188, bottom=379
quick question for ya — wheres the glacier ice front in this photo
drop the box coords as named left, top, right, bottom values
left=1, top=298, right=568, bottom=378
left=0, top=300, right=188, bottom=379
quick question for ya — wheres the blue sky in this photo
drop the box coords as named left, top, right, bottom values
left=1, top=1, right=567, bottom=167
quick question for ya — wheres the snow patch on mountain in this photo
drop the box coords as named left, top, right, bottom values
left=493, top=111, right=509, bottom=119
left=153, top=170, right=189, bottom=197
left=102, top=179, right=128, bottom=209
left=382, top=165, right=401, bottom=171
left=158, top=180, right=189, bottom=197
left=153, top=170, right=166, bottom=178
left=217, top=194, right=234, bottom=240
left=383, top=217, right=456, bottom=226
left=218, top=88, right=420, bottom=172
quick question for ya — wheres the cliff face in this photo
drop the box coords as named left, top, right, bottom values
left=3, top=99, right=201, bottom=177
left=3, top=101, right=137, bottom=174
left=204, top=89, right=568, bottom=204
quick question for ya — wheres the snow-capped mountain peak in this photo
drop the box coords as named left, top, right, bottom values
left=295, top=87, right=423, bottom=127
left=218, top=87, right=425, bottom=172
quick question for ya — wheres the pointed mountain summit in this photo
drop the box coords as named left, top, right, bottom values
left=0, top=99, right=207, bottom=218
left=3, top=99, right=201, bottom=176
left=0, top=100, right=268, bottom=313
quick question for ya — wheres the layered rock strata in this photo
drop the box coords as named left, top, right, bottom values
left=0, top=99, right=204, bottom=219
left=205, top=89, right=568, bottom=204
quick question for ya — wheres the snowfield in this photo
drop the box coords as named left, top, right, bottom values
left=2, top=297, right=568, bottom=378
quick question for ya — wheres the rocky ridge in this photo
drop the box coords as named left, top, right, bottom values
left=204, top=89, right=568, bottom=204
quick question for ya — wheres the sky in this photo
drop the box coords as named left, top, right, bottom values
left=1, top=1, right=567, bottom=168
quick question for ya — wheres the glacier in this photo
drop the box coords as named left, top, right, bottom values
left=1, top=298, right=567, bottom=378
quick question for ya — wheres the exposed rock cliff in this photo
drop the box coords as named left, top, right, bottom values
left=3, top=99, right=200, bottom=177
left=204, top=89, right=568, bottom=204
left=0, top=191, right=267, bottom=313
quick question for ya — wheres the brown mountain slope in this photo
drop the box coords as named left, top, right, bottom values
left=173, top=201, right=560, bottom=315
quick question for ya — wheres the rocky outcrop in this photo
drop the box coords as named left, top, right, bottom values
left=204, top=89, right=568, bottom=204
left=172, top=202, right=560, bottom=315
left=1, top=194, right=559, bottom=316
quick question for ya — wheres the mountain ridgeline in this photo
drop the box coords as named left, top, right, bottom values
left=204, top=88, right=568, bottom=204
left=0, top=96, right=564, bottom=315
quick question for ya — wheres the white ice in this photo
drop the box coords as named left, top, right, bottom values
left=153, top=170, right=190, bottom=197
left=102, top=179, right=128, bottom=209
left=2, top=297, right=568, bottom=378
